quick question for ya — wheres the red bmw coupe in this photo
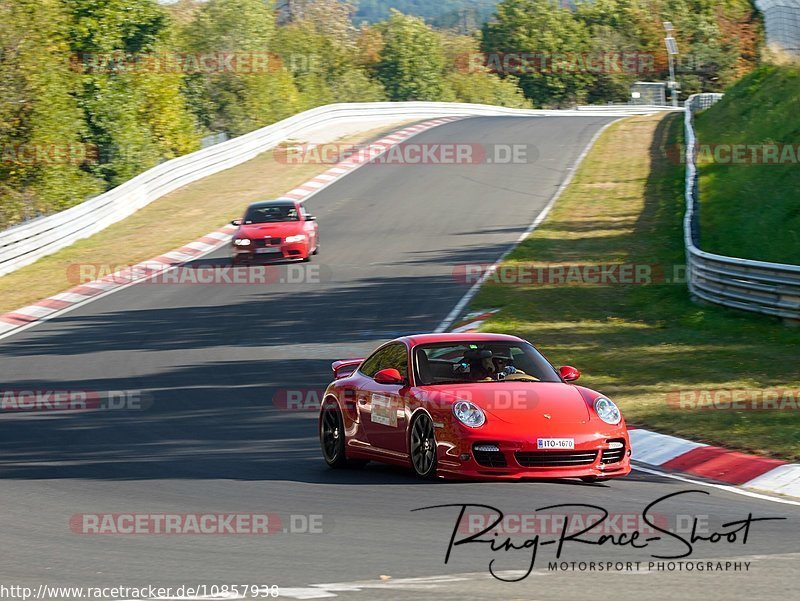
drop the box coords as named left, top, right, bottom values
left=231, top=199, right=319, bottom=264
left=319, top=333, right=631, bottom=481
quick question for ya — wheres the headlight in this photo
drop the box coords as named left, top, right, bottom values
left=594, top=397, right=621, bottom=425
left=453, top=400, right=485, bottom=428
left=285, top=235, right=306, bottom=243
left=233, top=238, right=251, bottom=246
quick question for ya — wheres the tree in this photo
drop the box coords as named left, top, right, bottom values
left=0, top=0, right=101, bottom=227
left=182, top=0, right=302, bottom=135
left=63, top=0, right=200, bottom=185
left=281, top=0, right=358, bottom=49
left=573, top=0, right=762, bottom=99
left=482, top=0, right=594, bottom=107
left=375, top=10, right=454, bottom=101
left=441, top=32, right=530, bottom=107
left=573, top=0, right=649, bottom=104
left=275, top=2, right=385, bottom=108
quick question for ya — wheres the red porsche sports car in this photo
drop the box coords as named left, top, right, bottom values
left=319, top=333, right=631, bottom=481
left=231, top=199, right=319, bottom=263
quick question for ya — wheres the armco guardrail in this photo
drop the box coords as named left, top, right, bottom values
left=0, top=101, right=668, bottom=277
left=684, top=93, right=800, bottom=322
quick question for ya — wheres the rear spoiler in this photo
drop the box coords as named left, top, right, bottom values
left=332, top=359, right=363, bottom=379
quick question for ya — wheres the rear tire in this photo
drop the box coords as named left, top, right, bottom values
left=410, top=414, right=437, bottom=479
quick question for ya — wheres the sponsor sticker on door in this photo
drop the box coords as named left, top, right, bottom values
left=370, top=394, right=397, bottom=427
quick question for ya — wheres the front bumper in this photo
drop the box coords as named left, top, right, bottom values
left=232, top=240, right=309, bottom=261
left=435, top=426, right=631, bottom=480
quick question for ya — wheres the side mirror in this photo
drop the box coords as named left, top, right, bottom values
left=231, top=219, right=242, bottom=226
left=559, top=366, right=581, bottom=382
left=305, top=215, right=316, bottom=222
left=374, top=368, right=404, bottom=385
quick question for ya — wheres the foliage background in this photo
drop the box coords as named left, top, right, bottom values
left=0, top=0, right=763, bottom=228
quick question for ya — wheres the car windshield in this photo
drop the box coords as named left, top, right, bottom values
left=243, top=204, right=298, bottom=223
left=414, top=341, right=561, bottom=385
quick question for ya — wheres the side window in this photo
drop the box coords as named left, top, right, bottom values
left=359, top=343, right=409, bottom=379
left=382, top=344, right=409, bottom=378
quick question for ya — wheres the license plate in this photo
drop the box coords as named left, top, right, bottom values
left=255, top=248, right=281, bottom=254
left=537, top=438, right=575, bottom=449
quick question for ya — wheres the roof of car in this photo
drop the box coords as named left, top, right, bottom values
left=247, top=199, right=297, bottom=208
left=401, top=332, right=526, bottom=346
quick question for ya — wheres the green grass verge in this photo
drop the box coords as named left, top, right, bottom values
left=694, top=65, right=800, bottom=263
left=472, top=113, right=800, bottom=460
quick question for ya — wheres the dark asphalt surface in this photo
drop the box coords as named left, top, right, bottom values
left=0, top=116, right=797, bottom=600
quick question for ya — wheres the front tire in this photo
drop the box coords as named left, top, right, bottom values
left=410, top=414, right=437, bottom=479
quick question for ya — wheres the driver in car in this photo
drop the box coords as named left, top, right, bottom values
left=456, top=349, right=498, bottom=381
left=455, top=348, right=538, bottom=382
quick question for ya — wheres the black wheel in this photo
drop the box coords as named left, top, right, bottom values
left=312, top=241, right=319, bottom=255
left=410, top=414, right=437, bottom=479
left=320, top=402, right=367, bottom=469
left=320, top=403, right=347, bottom=468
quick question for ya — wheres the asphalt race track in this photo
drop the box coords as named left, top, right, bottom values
left=0, top=116, right=797, bottom=600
